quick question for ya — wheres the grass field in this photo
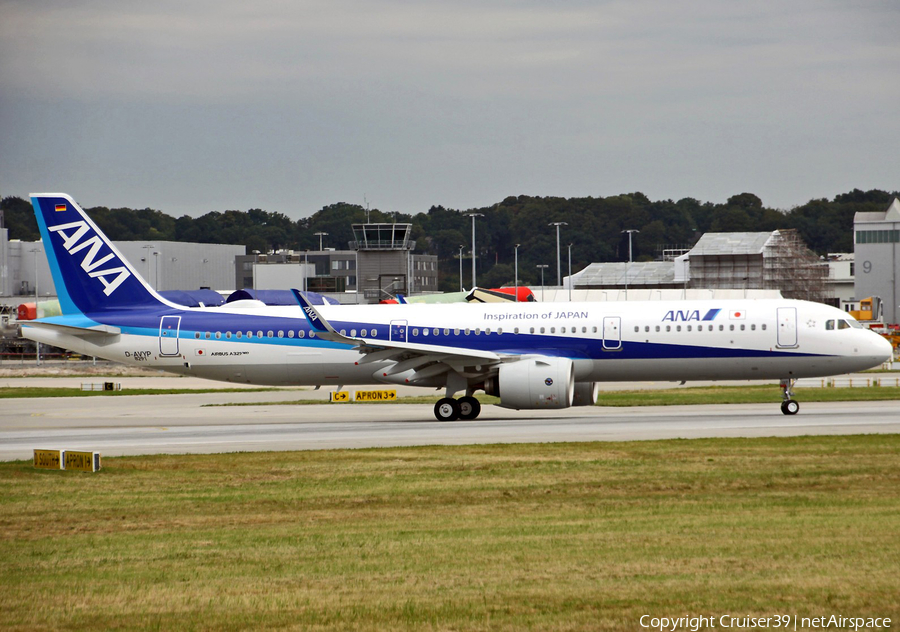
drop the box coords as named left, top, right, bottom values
left=2, top=436, right=899, bottom=631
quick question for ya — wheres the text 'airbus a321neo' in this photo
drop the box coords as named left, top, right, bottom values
left=22, top=193, right=893, bottom=420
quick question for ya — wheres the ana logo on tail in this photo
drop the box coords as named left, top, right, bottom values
left=48, top=220, right=132, bottom=296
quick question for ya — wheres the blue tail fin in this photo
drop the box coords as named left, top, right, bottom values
left=30, top=193, right=171, bottom=315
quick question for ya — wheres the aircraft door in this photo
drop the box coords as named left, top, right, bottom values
left=390, top=320, right=408, bottom=343
left=159, top=315, right=181, bottom=356
left=776, top=307, right=798, bottom=348
left=602, top=316, right=622, bottom=351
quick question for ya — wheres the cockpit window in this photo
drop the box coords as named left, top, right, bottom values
left=825, top=320, right=835, bottom=331
left=848, top=319, right=864, bottom=329
left=837, top=320, right=851, bottom=330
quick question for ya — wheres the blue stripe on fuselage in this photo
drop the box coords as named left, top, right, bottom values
left=80, top=308, right=823, bottom=361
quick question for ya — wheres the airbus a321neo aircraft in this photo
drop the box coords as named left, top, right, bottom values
left=23, top=193, right=893, bottom=421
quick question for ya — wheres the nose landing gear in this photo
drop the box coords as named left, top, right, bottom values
left=779, top=379, right=799, bottom=415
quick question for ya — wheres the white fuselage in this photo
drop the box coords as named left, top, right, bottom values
left=23, top=298, right=892, bottom=387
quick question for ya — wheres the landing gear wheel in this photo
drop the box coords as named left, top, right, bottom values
left=457, top=396, right=482, bottom=420
left=434, top=397, right=461, bottom=422
left=781, top=399, right=799, bottom=415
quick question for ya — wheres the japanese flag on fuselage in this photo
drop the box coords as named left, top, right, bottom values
left=729, top=310, right=746, bottom=319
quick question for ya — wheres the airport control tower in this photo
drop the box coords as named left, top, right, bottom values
left=351, top=223, right=438, bottom=301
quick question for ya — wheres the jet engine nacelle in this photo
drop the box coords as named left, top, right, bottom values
left=485, top=356, right=574, bottom=410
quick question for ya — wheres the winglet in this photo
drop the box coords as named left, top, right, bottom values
left=292, top=289, right=353, bottom=343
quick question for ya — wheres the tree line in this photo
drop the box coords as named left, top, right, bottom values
left=2, top=189, right=897, bottom=293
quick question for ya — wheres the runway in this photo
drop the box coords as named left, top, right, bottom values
left=2, top=387, right=898, bottom=460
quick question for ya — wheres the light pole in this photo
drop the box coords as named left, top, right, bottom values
left=567, top=243, right=573, bottom=302
left=514, top=244, right=520, bottom=302
left=536, top=264, right=548, bottom=302
left=303, top=250, right=309, bottom=292
left=458, top=245, right=464, bottom=292
left=466, top=213, right=483, bottom=289
left=314, top=232, right=328, bottom=251
left=622, top=229, right=639, bottom=296
left=549, top=222, right=567, bottom=286
left=30, top=247, right=41, bottom=365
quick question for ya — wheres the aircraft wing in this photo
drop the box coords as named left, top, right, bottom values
left=293, top=290, right=503, bottom=382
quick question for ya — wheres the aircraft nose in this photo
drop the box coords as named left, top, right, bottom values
left=871, top=332, right=894, bottom=364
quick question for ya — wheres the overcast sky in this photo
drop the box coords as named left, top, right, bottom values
left=2, top=0, right=898, bottom=218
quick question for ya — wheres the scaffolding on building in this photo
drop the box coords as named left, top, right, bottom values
left=686, top=230, right=831, bottom=303
left=763, top=229, right=830, bottom=303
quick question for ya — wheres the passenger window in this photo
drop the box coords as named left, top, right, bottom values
left=246, top=331, right=253, bottom=338
left=475, top=328, right=480, bottom=335
left=729, top=325, right=734, bottom=331
left=530, top=327, right=535, bottom=334
left=485, top=328, right=491, bottom=335
left=298, top=330, right=305, bottom=338
left=310, top=332, right=316, bottom=338
left=444, top=329, right=449, bottom=336
left=719, top=325, right=724, bottom=331
left=215, top=332, right=221, bottom=339
left=761, top=324, right=766, bottom=331
left=433, top=328, right=439, bottom=336
left=514, top=327, right=519, bottom=334
left=257, top=331, right=263, bottom=338
left=423, top=329, right=428, bottom=336
left=750, top=324, right=755, bottom=331
left=826, top=320, right=835, bottom=330
left=634, top=326, right=639, bottom=333
left=686, top=325, right=691, bottom=332
left=412, top=328, right=419, bottom=336
left=226, top=332, right=232, bottom=339
left=361, top=329, right=367, bottom=337
left=194, top=332, right=200, bottom=339
left=582, top=327, right=587, bottom=333
left=350, top=329, right=356, bottom=337
left=454, top=329, right=460, bottom=335
left=237, top=331, right=243, bottom=339
left=540, top=327, right=546, bottom=334
left=550, top=327, right=556, bottom=333
left=278, top=330, right=284, bottom=338
left=676, top=325, right=681, bottom=332
left=339, top=329, right=346, bottom=336
left=464, top=328, right=470, bottom=335
left=655, top=326, right=660, bottom=332
left=267, top=331, right=273, bottom=338
left=497, top=328, right=503, bottom=335
left=666, top=325, right=671, bottom=332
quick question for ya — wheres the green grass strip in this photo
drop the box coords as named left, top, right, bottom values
left=207, top=385, right=900, bottom=407
left=0, top=386, right=289, bottom=398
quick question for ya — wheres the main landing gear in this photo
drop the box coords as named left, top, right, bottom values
left=779, top=379, right=799, bottom=415
left=434, top=396, right=482, bottom=421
